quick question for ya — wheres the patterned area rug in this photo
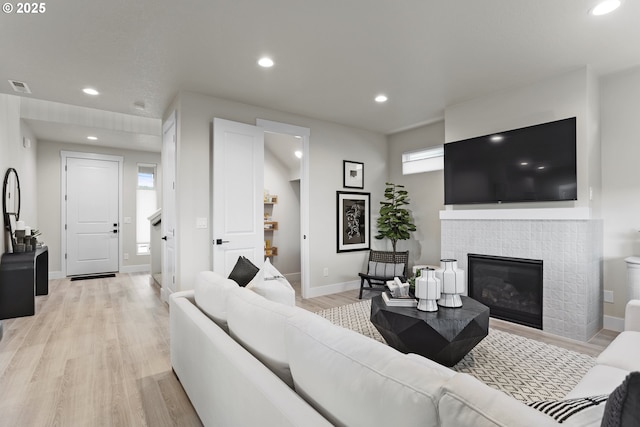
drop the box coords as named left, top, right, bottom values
left=315, top=299, right=596, bottom=402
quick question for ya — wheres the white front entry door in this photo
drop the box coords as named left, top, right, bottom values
left=212, top=118, right=264, bottom=276
left=65, top=156, right=120, bottom=276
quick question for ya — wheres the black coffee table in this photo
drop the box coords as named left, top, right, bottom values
left=370, top=295, right=489, bottom=367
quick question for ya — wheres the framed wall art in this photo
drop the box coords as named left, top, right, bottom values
left=336, top=191, right=370, bottom=253
left=343, top=160, right=364, bottom=189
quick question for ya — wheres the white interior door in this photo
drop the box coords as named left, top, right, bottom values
left=162, top=112, right=177, bottom=298
left=212, top=118, right=264, bottom=275
left=65, top=156, right=120, bottom=276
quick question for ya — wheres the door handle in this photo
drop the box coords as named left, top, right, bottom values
left=113, top=230, right=118, bottom=234
left=215, top=239, right=230, bottom=245
left=161, top=236, right=168, bottom=241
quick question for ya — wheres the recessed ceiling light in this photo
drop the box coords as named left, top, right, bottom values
left=83, top=87, right=99, bottom=96
left=490, top=135, right=504, bottom=142
left=294, top=150, right=303, bottom=159
left=87, top=136, right=98, bottom=141
left=375, top=95, right=388, bottom=103
left=258, top=57, right=274, bottom=68
left=133, top=101, right=146, bottom=111
left=520, top=162, right=529, bottom=166
left=590, top=0, right=621, bottom=15
left=537, top=166, right=546, bottom=170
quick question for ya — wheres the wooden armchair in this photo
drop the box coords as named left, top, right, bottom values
left=358, top=250, right=409, bottom=299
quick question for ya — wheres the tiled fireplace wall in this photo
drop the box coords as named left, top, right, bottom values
left=441, top=218, right=603, bottom=342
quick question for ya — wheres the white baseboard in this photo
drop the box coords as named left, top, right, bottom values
left=603, top=315, right=625, bottom=332
left=49, top=271, right=65, bottom=280
left=304, top=280, right=360, bottom=299
left=119, top=264, right=150, bottom=274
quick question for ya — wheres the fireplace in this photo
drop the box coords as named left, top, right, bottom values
left=468, top=254, right=543, bottom=329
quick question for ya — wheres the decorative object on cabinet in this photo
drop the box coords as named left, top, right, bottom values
left=337, top=191, right=370, bottom=253
left=343, top=160, right=364, bottom=189
left=435, top=259, right=466, bottom=308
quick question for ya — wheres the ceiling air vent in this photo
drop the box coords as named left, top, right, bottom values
left=8, top=80, right=32, bottom=94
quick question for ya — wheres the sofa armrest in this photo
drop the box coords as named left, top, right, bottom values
left=625, top=300, right=640, bottom=332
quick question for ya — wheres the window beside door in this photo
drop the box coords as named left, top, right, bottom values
left=137, top=164, right=157, bottom=255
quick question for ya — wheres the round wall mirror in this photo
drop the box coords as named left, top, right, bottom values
left=3, top=168, right=21, bottom=218
left=3, top=168, right=20, bottom=251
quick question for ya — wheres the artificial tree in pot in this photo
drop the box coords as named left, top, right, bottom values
left=375, top=182, right=417, bottom=264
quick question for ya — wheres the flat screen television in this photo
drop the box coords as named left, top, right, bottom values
left=444, top=117, right=577, bottom=205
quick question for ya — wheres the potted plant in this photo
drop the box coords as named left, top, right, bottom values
left=374, top=182, right=417, bottom=262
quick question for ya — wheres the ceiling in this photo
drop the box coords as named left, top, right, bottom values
left=2, top=0, right=639, bottom=151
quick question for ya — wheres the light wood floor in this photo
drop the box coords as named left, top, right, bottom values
left=0, top=275, right=618, bottom=427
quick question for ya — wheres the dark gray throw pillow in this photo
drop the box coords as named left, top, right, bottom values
left=601, top=371, right=640, bottom=427
left=228, top=256, right=259, bottom=287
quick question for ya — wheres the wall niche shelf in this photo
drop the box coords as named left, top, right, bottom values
left=264, top=194, right=278, bottom=257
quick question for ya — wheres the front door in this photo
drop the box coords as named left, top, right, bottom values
left=212, top=118, right=264, bottom=275
left=65, top=155, right=120, bottom=276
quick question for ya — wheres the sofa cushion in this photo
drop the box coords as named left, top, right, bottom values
left=285, top=309, right=454, bottom=427
left=566, top=364, right=630, bottom=399
left=246, top=258, right=295, bottom=306
left=227, top=287, right=298, bottom=388
left=439, top=374, right=559, bottom=427
left=601, top=372, right=640, bottom=427
left=194, top=271, right=239, bottom=332
left=228, top=255, right=259, bottom=287
left=596, top=331, right=640, bottom=372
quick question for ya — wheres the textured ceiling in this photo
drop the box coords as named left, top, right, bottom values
left=1, top=0, right=639, bottom=151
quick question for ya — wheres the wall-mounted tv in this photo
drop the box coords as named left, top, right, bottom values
left=444, top=117, right=577, bottom=205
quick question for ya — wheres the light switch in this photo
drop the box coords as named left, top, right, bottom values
left=196, top=217, right=208, bottom=229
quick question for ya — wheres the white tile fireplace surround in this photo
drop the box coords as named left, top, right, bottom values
left=440, top=208, right=603, bottom=342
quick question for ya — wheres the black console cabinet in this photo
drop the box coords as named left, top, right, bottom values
left=0, top=246, right=48, bottom=320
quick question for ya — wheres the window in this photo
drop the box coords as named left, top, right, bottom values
left=402, top=146, right=444, bottom=175
left=137, top=164, right=158, bottom=255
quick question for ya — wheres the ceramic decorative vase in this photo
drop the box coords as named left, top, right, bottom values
left=435, top=259, right=465, bottom=308
left=415, top=268, right=441, bottom=312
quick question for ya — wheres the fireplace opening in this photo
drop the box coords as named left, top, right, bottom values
left=468, top=254, right=543, bottom=329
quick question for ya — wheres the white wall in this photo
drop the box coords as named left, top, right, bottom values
left=264, top=147, right=301, bottom=277
left=172, top=91, right=388, bottom=293
left=387, top=121, right=445, bottom=268
left=444, top=67, right=600, bottom=211
left=601, top=66, right=640, bottom=319
left=0, top=95, right=38, bottom=255
left=37, top=141, right=161, bottom=274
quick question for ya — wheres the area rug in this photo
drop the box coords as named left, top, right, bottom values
left=315, top=299, right=596, bottom=402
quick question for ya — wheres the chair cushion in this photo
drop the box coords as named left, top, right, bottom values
left=247, top=258, right=295, bottom=306
left=228, top=255, right=260, bottom=287
left=285, top=309, right=453, bottom=427
left=194, top=271, right=239, bottom=332
left=368, top=261, right=404, bottom=277
left=596, top=331, right=640, bottom=371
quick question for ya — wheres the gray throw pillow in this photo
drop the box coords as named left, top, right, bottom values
left=228, top=256, right=259, bottom=287
left=601, top=371, right=640, bottom=427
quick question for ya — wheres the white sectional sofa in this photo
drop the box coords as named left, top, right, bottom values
left=170, top=271, right=640, bottom=427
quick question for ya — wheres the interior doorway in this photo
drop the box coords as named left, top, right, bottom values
left=264, top=133, right=302, bottom=286
left=256, top=119, right=310, bottom=298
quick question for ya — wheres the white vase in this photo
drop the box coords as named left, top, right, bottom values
left=436, top=259, right=465, bottom=308
left=416, top=268, right=441, bottom=312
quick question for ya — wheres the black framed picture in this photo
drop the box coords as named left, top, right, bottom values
left=343, top=160, right=364, bottom=189
left=337, top=191, right=370, bottom=253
